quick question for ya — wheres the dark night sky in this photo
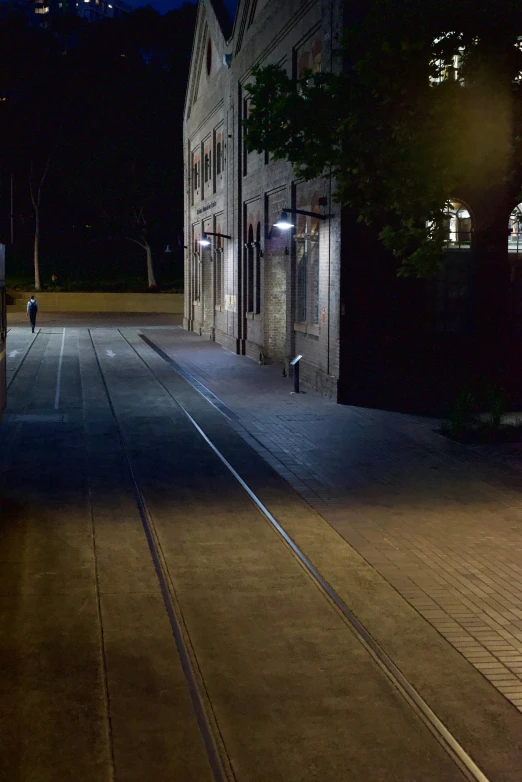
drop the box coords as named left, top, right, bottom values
left=130, top=0, right=239, bottom=21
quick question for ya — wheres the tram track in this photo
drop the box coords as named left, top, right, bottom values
left=87, top=329, right=235, bottom=782
left=109, top=327, right=492, bottom=782
left=6, top=328, right=40, bottom=389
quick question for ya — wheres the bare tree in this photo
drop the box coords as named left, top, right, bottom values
left=125, top=206, right=157, bottom=288
left=29, top=145, right=57, bottom=291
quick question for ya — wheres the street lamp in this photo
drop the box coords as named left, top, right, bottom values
left=199, top=231, right=232, bottom=246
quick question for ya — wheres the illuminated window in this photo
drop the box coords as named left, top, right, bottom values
left=430, top=33, right=465, bottom=85
left=443, top=200, right=472, bottom=249
left=509, top=203, right=522, bottom=254
left=295, top=206, right=320, bottom=324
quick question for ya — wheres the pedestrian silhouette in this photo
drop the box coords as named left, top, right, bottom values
left=27, top=295, right=38, bottom=333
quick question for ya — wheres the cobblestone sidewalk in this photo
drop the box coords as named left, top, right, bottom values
left=146, top=327, right=522, bottom=713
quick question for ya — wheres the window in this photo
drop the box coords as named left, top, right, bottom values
left=246, top=224, right=254, bottom=312
left=443, top=200, right=472, bottom=249
left=509, top=203, right=522, bottom=254
left=430, top=33, right=465, bottom=85
left=193, top=232, right=201, bottom=301
left=204, top=152, right=211, bottom=183
left=215, top=232, right=223, bottom=307
left=243, top=98, right=251, bottom=175
left=297, top=239, right=307, bottom=322
left=431, top=199, right=473, bottom=332
left=255, top=222, right=261, bottom=314
left=216, top=139, right=223, bottom=176
left=206, top=38, right=212, bottom=76
left=295, top=209, right=320, bottom=323
left=192, top=153, right=200, bottom=192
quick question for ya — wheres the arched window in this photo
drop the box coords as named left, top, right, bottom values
left=509, top=203, right=522, bottom=254
left=443, top=200, right=472, bottom=249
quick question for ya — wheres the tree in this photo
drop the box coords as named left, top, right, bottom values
left=244, top=0, right=522, bottom=277
left=29, top=146, right=58, bottom=291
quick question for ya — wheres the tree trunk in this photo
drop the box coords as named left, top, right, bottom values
left=145, top=242, right=156, bottom=288
left=34, top=208, right=41, bottom=291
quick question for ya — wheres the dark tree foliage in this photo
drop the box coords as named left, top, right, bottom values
left=0, top=3, right=196, bottom=289
left=244, top=0, right=522, bottom=277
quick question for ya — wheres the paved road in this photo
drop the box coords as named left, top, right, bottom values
left=1, top=324, right=522, bottom=781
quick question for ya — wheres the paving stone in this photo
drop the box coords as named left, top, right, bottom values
left=142, top=326, right=522, bottom=714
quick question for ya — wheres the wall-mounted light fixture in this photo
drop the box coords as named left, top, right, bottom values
left=273, top=205, right=334, bottom=231
left=199, top=231, right=232, bottom=246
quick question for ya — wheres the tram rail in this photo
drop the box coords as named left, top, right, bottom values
left=91, top=327, right=490, bottom=782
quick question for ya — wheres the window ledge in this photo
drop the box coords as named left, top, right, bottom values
left=294, top=322, right=320, bottom=336
left=246, top=311, right=262, bottom=320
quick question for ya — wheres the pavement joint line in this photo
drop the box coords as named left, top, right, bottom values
left=122, top=331, right=492, bottom=782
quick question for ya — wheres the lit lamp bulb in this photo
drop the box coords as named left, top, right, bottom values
left=273, top=211, right=294, bottom=230
left=199, top=233, right=211, bottom=246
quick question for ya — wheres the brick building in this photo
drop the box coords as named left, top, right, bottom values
left=183, top=0, right=344, bottom=399
left=184, top=0, right=522, bottom=413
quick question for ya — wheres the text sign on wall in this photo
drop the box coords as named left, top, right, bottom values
left=197, top=200, right=217, bottom=216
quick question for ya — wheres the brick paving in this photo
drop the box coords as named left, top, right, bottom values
left=140, top=327, right=522, bottom=712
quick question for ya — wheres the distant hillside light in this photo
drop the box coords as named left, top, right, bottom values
left=274, top=211, right=294, bottom=230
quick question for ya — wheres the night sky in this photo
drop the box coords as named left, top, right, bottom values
left=130, top=0, right=239, bottom=21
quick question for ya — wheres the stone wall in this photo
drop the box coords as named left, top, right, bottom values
left=7, top=292, right=184, bottom=313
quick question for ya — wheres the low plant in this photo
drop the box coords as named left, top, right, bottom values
left=449, top=390, right=476, bottom=439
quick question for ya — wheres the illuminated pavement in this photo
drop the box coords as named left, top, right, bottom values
left=2, top=318, right=522, bottom=781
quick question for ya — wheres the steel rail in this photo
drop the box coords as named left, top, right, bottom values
left=119, top=328, right=492, bottom=782
left=87, top=330, right=235, bottom=782
left=6, top=329, right=40, bottom=390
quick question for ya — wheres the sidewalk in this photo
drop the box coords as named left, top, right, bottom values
left=149, top=326, right=522, bottom=713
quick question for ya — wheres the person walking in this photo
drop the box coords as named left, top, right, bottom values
left=26, top=295, right=38, bottom=333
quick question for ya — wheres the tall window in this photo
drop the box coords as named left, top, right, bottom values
left=215, top=232, right=223, bottom=307
left=255, top=222, right=261, bottom=314
left=509, top=203, right=522, bottom=254
left=443, top=200, right=472, bottom=249
left=297, top=240, right=308, bottom=322
left=433, top=199, right=473, bottom=332
left=193, top=233, right=200, bottom=301
left=216, top=139, right=222, bottom=175
left=243, top=98, right=250, bottom=175
left=296, top=212, right=320, bottom=323
left=246, top=224, right=254, bottom=312
left=192, top=152, right=200, bottom=196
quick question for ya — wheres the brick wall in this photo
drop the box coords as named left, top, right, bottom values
left=184, top=0, right=344, bottom=399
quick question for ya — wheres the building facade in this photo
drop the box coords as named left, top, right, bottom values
left=184, top=0, right=522, bottom=413
left=184, top=0, right=344, bottom=399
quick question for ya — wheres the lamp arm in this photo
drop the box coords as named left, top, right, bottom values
left=282, top=207, right=333, bottom=220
